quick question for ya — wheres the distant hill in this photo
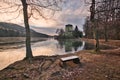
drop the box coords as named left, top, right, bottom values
left=0, top=22, right=49, bottom=37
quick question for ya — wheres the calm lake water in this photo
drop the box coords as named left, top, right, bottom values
left=0, top=37, right=113, bottom=70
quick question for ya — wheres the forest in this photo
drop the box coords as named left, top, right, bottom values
left=84, top=0, right=120, bottom=40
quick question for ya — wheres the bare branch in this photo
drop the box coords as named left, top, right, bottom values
left=27, top=3, right=61, bottom=11
left=6, top=9, right=22, bottom=21
left=0, top=0, right=63, bottom=20
left=0, top=5, right=21, bottom=13
left=0, top=4, right=19, bottom=10
left=33, top=7, right=48, bottom=19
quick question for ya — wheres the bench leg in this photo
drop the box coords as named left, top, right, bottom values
left=73, top=58, right=80, bottom=64
left=59, top=61, right=67, bottom=68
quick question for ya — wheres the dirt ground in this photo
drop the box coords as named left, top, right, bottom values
left=0, top=39, right=120, bottom=80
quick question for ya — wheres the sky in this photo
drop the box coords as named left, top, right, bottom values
left=0, top=0, right=90, bottom=35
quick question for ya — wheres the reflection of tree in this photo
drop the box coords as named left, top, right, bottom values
left=84, top=43, right=94, bottom=50
left=72, top=41, right=82, bottom=51
left=58, top=39, right=64, bottom=48
left=57, top=39, right=83, bottom=52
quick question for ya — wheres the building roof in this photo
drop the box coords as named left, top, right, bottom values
left=65, top=24, right=73, bottom=27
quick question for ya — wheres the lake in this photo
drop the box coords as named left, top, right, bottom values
left=0, top=37, right=113, bottom=70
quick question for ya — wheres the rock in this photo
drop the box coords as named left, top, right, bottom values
left=23, top=73, right=29, bottom=78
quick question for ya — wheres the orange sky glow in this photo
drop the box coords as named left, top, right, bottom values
left=0, top=0, right=90, bottom=35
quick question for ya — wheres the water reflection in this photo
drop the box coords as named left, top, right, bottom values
left=0, top=38, right=114, bottom=70
left=57, top=39, right=85, bottom=52
left=0, top=38, right=85, bottom=70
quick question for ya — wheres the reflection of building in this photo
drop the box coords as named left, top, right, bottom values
left=58, top=39, right=83, bottom=52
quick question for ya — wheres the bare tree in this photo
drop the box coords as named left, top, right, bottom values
left=95, top=0, right=120, bottom=40
left=84, top=0, right=120, bottom=50
left=21, top=0, right=33, bottom=59
left=90, top=0, right=100, bottom=52
left=0, top=0, right=63, bottom=59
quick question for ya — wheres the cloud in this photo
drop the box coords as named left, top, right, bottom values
left=54, top=0, right=90, bottom=31
left=31, top=26, right=57, bottom=36
left=0, top=0, right=90, bottom=35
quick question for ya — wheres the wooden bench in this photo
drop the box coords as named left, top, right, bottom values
left=60, top=56, right=80, bottom=67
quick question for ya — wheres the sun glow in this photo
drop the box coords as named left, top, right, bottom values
left=30, top=17, right=59, bottom=28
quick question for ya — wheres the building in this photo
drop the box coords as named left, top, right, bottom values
left=64, top=24, right=74, bottom=38
left=65, top=24, right=73, bottom=32
left=56, top=24, right=83, bottom=39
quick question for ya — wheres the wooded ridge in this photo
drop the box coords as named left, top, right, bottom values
left=0, top=22, right=49, bottom=37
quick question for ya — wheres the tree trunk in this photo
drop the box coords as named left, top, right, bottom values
left=90, top=0, right=100, bottom=52
left=21, top=0, right=33, bottom=59
left=104, top=24, right=108, bottom=42
left=95, top=29, right=99, bottom=51
left=93, top=22, right=100, bottom=52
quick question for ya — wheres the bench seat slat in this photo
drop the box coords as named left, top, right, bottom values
left=61, top=56, right=79, bottom=61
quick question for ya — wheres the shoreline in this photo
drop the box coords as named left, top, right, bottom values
left=0, top=38, right=120, bottom=80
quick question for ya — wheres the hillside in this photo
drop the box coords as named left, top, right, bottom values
left=0, top=22, right=49, bottom=37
